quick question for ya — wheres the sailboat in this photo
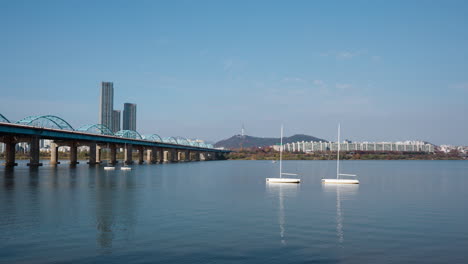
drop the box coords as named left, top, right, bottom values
left=322, top=124, right=359, bottom=184
left=266, top=125, right=300, bottom=183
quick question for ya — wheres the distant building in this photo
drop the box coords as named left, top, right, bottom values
left=99, top=82, right=114, bottom=130
left=112, top=110, right=121, bottom=133
left=123, top=103, right=137, bottom=131
left=283, top=140, right=435, bottom=153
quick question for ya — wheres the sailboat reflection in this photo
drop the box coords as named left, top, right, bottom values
left=267, top=182, right=299, bottom=245
left=322, top=184, right=358, bottom=244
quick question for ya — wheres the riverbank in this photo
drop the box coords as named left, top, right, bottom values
left=227, top=148, right=466, bottom=160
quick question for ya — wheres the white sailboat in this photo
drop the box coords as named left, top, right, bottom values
left=266, top=125, right=300, bottom=183
left=322, top=124, right=359, bottom=184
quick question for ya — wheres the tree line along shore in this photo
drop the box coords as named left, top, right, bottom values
left=227, top=147, right=466, bottom=160
left=1, top=147, right=465, bottom=161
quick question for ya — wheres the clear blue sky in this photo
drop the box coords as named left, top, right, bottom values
left=1, top=0, right=467, bottom=145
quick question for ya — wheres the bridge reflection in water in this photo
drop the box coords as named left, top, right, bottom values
left=0, top=114, right=229, bottom=168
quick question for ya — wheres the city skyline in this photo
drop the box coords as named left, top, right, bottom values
left=123, top=103, right=137, bottom=131
left=1, top=1, right=468, bottom=145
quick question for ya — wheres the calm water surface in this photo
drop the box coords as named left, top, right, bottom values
left=1, top=160, right=467, bottom=263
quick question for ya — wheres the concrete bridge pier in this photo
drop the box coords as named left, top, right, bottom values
left=171, top=149, right=178, bottom=162
left=27, top=136, right=42, bottom=167
left=109, top=144, right=118, bottom=165
left=3, top=136, right=18, bottom=167
left=194, top=151, right=201, bottom=161
left=96, top=145, right=102, bottom=164
left=157, top=148, right=164, bottom=163
left=138, top=147, right=144, bottom=164
left=124, top=144, right=133, bottom=165
left=69, top=142, right=79, bottom=166
left=50, top=142, right=60, bottom=165
left=177, top=151, right=183, bottom=162
left=88, top=143, right=101, bottom=165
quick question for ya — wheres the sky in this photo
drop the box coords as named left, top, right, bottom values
left=1, top=0, right=467, bottom=145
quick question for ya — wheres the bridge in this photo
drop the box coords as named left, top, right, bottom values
left=0, top=114, right=229, bottom=167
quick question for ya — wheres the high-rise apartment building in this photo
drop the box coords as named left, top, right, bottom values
left=123, top=103, right=137, bottom=131
left=112, top=110, right=121, bottom=133
left=99, top=82, right=114, bottom=130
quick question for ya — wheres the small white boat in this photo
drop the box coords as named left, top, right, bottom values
left=267, top=178, right=300, bottom=183
left=121, top=167, right=132, bottom=171
left=104, top=166, right=115, bottom=170
left=322, top=178, right=359, bottom=184
left=272, top=160, right=277, bottom=163
left=322, top=124, right=359, bottom=184
left=267, top=125, right=300, bottom=184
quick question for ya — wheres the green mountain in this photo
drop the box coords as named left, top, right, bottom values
left=214, top=134, right=328, bottom=149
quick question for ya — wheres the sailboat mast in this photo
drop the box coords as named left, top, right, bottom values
left=337, top=123, right=340, bottom=179
left=280, top=125, right=283, bottom=178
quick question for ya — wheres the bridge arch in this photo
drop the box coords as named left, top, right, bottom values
left=142, top=134, right=163, bottom=142
left=0, top=113, right=10, bottom=123
left=163, top=137, right=177, bottom=144
left=115, top=130, right=143, bottom=139
left=77, top=124, right=114, bottom=135
left=175, top=137, right=190, bottom=146
left=188, top=140, right=200, bottom=147
left=16, top=115, right=74, bottom=130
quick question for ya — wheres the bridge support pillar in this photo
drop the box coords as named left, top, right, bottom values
left=171, top=149, right=177, bottom=162
left=138, top=147, right=144, bottom=164
left=163, top=150, right=169, bottom=162
left=124, top=145, right=133, bottom=165
left=69, top=142, right=79, bottom=166
left=3, top=136, right=17, bottom=167
left=50, top=142, right=60, bottom=165
left=96, top=145, right=102, bottom=164
left=158, top=148, right=164, bottom=163
left=194, top=151, right=201, bottom=161
left=110, top=144, right=118, bottom=165
left=88, top=143, right=100, bottom=165
left=185, top=150, right=190, bottom=161
left=147, top=147, right=157, bottom=164
left=178, top=151, right=183, bottom=162
left=27, top=136, right=42, bottom=167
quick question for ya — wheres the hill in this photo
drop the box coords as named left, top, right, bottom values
left=214, top=134, right=328, bottom=149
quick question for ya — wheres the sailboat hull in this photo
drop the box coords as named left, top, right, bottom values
left=322, top=179, right=359, bottom=184
left=267, top=178, right=300, bottom=183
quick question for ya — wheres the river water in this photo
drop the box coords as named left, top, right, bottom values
left=1, top=160, right=467, bottom=263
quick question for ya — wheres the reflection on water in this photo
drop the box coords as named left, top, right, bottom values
left=322, top=184, right=358, bottom=245
left=94, top=170, right=138, bottom=253
left=267, top=183, right=299, bottom=245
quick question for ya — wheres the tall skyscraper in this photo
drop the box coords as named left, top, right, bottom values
left=99, top=82, right=114, bottom=130
left=112, top=110, right=121, bottom=133
left=123, top=103, right=137, bottom=131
